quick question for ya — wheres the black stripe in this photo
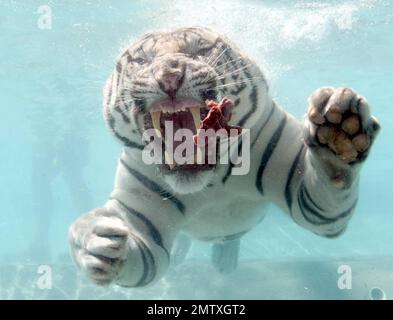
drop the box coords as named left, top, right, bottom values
left=222, top=138, right=243, bottom=184
left=323, top=227, right=347, bottom=238
left=134, top=109, right=143, bottom=136
left=132, top=89, right=156, bottom=95
left=114, top=105, right=130, bottom=123
left=115, top=199, right=170, bottom=260
left=250, top=104, right=275, bottom=148
left=229, top=83, right=247, bottom=95
left=132, top=81, right=149, bottom=87
left=120, top=159, right=186, bottom=215
left=190, top=71, right=209, bottom=81
left=298, top=186, right=326, bottom=225
left=120, top=49, right=132, bottom=63
left=133, top=236, right=156, bottom=287
left=302, top=184, right=324, bottom=212
left=297, top=190, right=358, bottom=226
left=121, top=93, right=131, bottom=112
left=134, top=237, right=149, bottom=286
left=195, top=79, right=216, bottom=87
left=284, top=144, right=305, bottom=210
left=105, top=106, right=144, bottom=150
left=236, top=65, right=258, bottom=125
left=116, top=61, right=122, bottom=73
left=238, top=84, right=258, bottom=127
left=325, top=197, right=358, bottom=221
left=134, top=98, right=146, bottom=113
left=256, top=116, right=287, bottom=194
left=104, top=74, right=114, bottom=107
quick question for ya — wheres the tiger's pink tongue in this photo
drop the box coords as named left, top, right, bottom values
left=149, top=98, right=242, bottom=169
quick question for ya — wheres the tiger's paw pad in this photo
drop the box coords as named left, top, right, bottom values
left=305, top=87, right=380, bottom=164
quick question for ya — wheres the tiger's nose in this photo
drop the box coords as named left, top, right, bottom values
left=156, top=57, right=185, bottom=99
left=163, top=72, right=182, bottom=91
left=158, top=71, right=184, bottom=99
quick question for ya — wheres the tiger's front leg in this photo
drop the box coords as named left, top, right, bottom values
left=69, top=198, right=176, bottom=287
left=296, top=87, right=380, bottom=237
left=69, top=207, right=130, bottom=286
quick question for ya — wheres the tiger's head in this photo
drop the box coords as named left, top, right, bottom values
left=104, top=27, right=267, bottom=194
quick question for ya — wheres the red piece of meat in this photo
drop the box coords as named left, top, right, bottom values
left=193, top=98, right=242, bottom=145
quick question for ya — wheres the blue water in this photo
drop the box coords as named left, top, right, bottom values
left=0, top=0, right=392, bottom=299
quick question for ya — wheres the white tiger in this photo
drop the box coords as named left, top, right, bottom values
left=69, top=27, right=380, bottom=286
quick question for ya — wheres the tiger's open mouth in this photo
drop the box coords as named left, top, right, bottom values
left=143, top=98, right=221, bottom=173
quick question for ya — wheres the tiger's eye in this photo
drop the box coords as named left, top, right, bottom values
left=134, top=57, right=146, bottom=64
left=197, top=48, right=211, bottom=56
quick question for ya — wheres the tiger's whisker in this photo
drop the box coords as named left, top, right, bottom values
left=209, top=46, right=229, bottom=68
left=206, top=42, right=224, bottom=66
left=215, top=64, right=252, bottom=79
left=215, top=57, right=246, bottom=72
left=205, top=77, right=263, bottom=89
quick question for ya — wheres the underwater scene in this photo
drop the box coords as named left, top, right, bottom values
left=0, top=0, right=392, bottom=300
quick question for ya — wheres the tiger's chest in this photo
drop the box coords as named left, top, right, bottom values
left=181, top=188, right=268, bottom=241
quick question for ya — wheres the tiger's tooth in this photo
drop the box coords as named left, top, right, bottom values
left=190, top=107, right=201, bottom=131
left=150, top=111, right=162, bottom=138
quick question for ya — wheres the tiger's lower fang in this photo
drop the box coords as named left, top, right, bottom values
left=190, top=107, right=201, bottom=131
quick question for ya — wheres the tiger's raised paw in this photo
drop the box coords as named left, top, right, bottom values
left=69, top=209, right=130, bottom=286
left=304, top=87, right=380, bottom=164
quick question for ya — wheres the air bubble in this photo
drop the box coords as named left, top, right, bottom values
left=368, top=287, right=386, bottom=300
